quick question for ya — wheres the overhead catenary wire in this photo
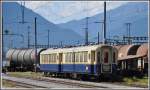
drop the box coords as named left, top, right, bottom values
left=32, top=1, right=103, bottom=23
left=4, top=1, right=139, bottom=48
left=5, top=1, right=119, bottom=25
left=6, top=1, right=140, bottom=25
left=4, top=2, right=97, bottom=46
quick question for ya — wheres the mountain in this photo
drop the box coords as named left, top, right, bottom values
left=3, top=2, right=83, bottom=52
left=58, top=2, right=148, bottom=42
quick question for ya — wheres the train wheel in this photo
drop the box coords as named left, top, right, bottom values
left=71, top=73, right=77, bottom=79
left=97, top=75, right=105, bottom=82
left=43, top=72, right=48, bottom=76
left=81, top=74, right=88, bottom=81
left=64, top=73, right=70, bottom=78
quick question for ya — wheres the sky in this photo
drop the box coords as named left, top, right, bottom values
left=17, top=1, right=128, bottom=24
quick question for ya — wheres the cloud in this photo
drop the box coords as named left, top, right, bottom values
left=17, top=1, right=50, bottom=10
left=17, top=1, right=127, bottom=24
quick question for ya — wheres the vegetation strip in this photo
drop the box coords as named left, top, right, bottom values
left=4, top=75, right=107, bottom=88
left=6, top=72, right=148, bottom=88
left=3, top=79, right=48, bottom=88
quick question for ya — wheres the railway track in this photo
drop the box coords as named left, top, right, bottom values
left=3, top=75, right=105, bottom=88
left=2, top=74, right=141, bottom=89
left=3, top=80, right=46, bottom=88
left=37, top=77, right=107, bottom=88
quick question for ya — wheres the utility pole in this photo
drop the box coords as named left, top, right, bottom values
left=95, top=1, right=106, bottom=44
left=20, top=1, right=26, bottom=24
left=103, top=1, right=106, bottom=44
left=2, top=16, right=4, bottom=69
left=60, top=41, right=63, bottom=47
left=94, top=21, right=103, bottom=44
left=27, top=26, right=30, bottom=48
left=34, top=17, right=37, bottom=73
left=47, top=29, right=50, bottom=47
left=125, top=23, right=131, bottom=44
left=97, top=32, right=99, bottom=44
left=9, top=31, right=12, bottom=48
left=4, top=30, right=13, bottom=48
left=85, top=17, right=89, bottom=45
left=11, top=39, right=13, bottom=48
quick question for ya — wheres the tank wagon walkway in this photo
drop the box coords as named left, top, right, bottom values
left=2, top=74, right=143, bottom=89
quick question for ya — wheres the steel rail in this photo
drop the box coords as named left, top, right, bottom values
left=3, top=79, right=46, bottom=88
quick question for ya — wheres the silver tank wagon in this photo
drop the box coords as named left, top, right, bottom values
left=6, top=48, right=45, bottom=71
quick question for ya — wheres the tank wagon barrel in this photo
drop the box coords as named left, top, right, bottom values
left=24, top=49, right=34, bottom=66
left=18, top=50, right=26, bottom=65
left=5, top=49, right=15, bottom=68
left=6, top=49, right=15, bottom=62
left=6, top=48, right=45, bottom=71
left=11, top=49, right=21, bottom=66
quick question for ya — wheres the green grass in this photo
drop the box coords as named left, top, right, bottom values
left=3, top=72, right=43, bottom=88
left=122, top=76, right=148, bottom=88
left=7, top=72, right=43, bottom=79
left=6, top=72, right=149, bottom=88
left=2, top=79, right=17, bottom=88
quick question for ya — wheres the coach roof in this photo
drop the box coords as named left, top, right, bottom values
left=136, top=43, right=148, bottom=57
left=40, top=44, right=111, bottom=54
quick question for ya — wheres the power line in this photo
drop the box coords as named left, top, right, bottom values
left=19, top=1, right=28, bottom=24
left=97, top=32, right=99, bottom=44
left=125, top=22, right=132, bottom=44
left=47, top=29, right=50, bottom=46
left=27, top=26, right=30, bottom=48
left=34, top=17, right=37, bottom=73
left=2, top=17, right=4, bottom=68
left=103, top=1, right=106, bottom=44
left=84, top=17, right=89, bottom=45
left=42, top=2, right=102, bottom=22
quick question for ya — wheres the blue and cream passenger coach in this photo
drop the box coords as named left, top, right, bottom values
left=40, top=44, right=118, bottom=77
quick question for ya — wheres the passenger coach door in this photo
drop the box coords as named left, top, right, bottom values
left=91, top=51, right=95, bottom=74
left=59, top=53, right=63, bottom=72
left=97, top=51, right=101, bottom=74
left=101, top=47, right=112, bottom=73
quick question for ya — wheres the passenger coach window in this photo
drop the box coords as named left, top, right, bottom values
left=69, top=53, right=71, bottom=63
left=42, top=55, right=45, bottom=64
left=113, top=52, right=116, bottom=63
left=40, top=55, right=42, bottom=64
left=76, top=53, right=79, bottom=62
left=52, top=54, right=54, bottom=63
left=97, top=52, right=100, bottom=63
left=43, top=55, right=45, bottom=64
left=75, top=53, right=77, bottom=62
left=68, top=53, right=70, bottom=62
left=89, top=54, right=90, bottom=60
left=51, top=55, right=53, bottom=63
left=91, top=51, right=95, bottom=62
left=104, top=52, right=108, bottom=63
left=71, top=53, right=73, bottom=63
left=84, top=52, right=88, bottom=62
left=49, top=54, right=51, bottom=63
left=65, top=54, right=68, bottom=63
left=80, top=53, right=83, bottom=62
left=45, top=55, right=47, bottom=64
